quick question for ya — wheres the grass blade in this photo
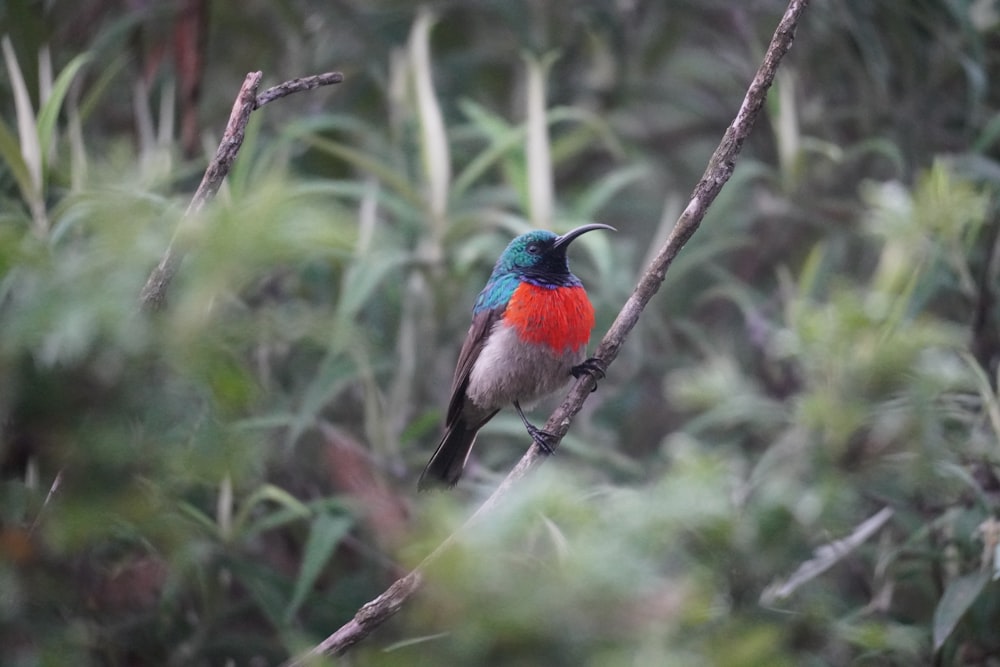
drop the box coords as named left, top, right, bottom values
left=410, top=8, right=450, bottom=232
left=0, top=117, right=36, bottom=209
left=37, top=51, right=91, bottom=160
left=284, top=513, right=353, bottom=622
left=524, top=52, right=558, bottom=228
left=2, top=35, right=45, bottom=232
left=933, top=570, right=990, bottom=651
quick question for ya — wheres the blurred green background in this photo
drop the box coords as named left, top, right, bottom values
left=2, top=0, right=1000, bottom=665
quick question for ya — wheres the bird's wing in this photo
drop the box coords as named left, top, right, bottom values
left=446, top=306, right=503, bottom=425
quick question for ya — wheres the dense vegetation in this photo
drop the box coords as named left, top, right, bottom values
left=2, top=1, right=1000, bottom=665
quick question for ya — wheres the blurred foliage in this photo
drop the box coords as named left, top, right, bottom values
left=2, top=0, right=1000, bottom=665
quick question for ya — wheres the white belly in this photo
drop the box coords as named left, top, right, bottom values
left=466, top=322, right=585, bottom=411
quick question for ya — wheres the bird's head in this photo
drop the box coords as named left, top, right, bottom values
left=493, top=223, right=615, bottom=284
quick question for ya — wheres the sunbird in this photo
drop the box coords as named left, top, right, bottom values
left=418, top=223, right=614, bottom=489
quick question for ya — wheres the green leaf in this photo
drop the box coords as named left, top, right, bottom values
left=452, top=102, right=524, bottom=199
left=242, top=497, right=351, bottom=539
left=230, top=483, right=312, bottom=540
left=524, top=51, right=558, bottom=227
left=304, top=179, right=417, bottom=225
left=962, top=352, right=1000, bottom=445
left=288, top=353, right=359, bottom=447
left=1, top=35, right=45, bottom=229
left=932, top=570, right=990, bottom=651
left=571, top=164, right=647, bottom=221
left=305, top=135, right=423, bottom=210
left=228, top=557, right=292, bottom=630
left=546, top=105, right=624, bottom=160
left=337, top=251, right=409, bottom=322
left=2, top=35, right=39, bottom=192
left=37, top=51, right=91, bottom=160
left=177, top=501, right=221, bottom=534
left=0, top=116, right=35, bottom=209
left=410, top=8, right=450, bottom=226
left=284, top=512, right=353, bottom=622
left=78, top=52, right=128, bottom=122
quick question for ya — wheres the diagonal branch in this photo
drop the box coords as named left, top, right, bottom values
left=138, top=70, right=344, bottom=311
left=759, top=506, right=894, bottom=604
left=283, top=0, right=810, bottom=663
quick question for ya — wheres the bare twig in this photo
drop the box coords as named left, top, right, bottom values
left=255, top=72, right=344, bottom=108
left=138, top=70, right=344, bottom=310
left=138, top=70, right=261, bottom=311
left=283, top=1, right=810, bottom=663
left=287, top=572, right=424, bottom=661
left=760, top=506, right=895, bottom=604
left=28, top=468, right=63, bottom=536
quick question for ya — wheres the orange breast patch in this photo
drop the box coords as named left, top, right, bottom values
left=505, top=282, right=595, bottom=352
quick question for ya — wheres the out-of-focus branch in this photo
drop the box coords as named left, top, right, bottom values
left=138, top=70, right=343, bottom=311
left=760, top=506, right=894, bottom=604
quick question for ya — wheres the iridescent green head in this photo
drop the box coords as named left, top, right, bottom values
left=474, top=224, right=615, bottom=312
left=493, top=224, right=615, bottom=280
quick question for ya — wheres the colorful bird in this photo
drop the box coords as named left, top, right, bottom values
left=418, top=223, right=614, bottom=489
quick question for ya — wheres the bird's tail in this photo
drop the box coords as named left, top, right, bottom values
left=418, top=418, right=482, bottom=490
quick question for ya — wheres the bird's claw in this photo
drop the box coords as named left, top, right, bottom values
left=524, top=422, right=557, bottom=455
left=571, top=357, right=606, bottom=392
left=514, top=400, right=557, bottom=454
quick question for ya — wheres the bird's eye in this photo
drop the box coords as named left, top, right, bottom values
left=526, top=243, right=541, bottom=255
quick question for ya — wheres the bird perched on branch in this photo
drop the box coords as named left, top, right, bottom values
left=418, top=224, right=614, bottom=490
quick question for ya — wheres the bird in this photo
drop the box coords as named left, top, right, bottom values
left=418, top=223, right=614, bottom=490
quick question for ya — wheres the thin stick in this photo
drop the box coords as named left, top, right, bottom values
left=138, top=70, right=344, bottom=310
left=28, top=468, right=63, bottom=536
left=283, top=0, right=810, bottom=663
left=255, top=72, right=344, bottom=108
left=760, top=506, right=894, bottom=604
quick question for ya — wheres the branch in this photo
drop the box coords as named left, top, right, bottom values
left=138, top=70, right=344, bottom=311
left=526, top=0, right=808, bottom=469
left=759, top=506, right=894, bottom=604
left=283, top=0, right=810, bottom=663
left=255, top=72, right=344, bottom=109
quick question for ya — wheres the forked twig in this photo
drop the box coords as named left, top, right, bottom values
left=138, top=70, right=343, bottom=310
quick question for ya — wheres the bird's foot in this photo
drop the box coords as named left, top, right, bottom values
left=524, top=422, right=557, bottom=455
left=571, top=357, right=606, bottom=392
left=514, top=401, right=557, bottom=455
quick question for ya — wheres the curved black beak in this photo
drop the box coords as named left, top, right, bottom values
left=551, top=223, right=616, bottom=252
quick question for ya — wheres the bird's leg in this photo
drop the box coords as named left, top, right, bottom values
left=571, top=356, right=606, bottom=392
left=513, top=401, right=557, bottom=454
